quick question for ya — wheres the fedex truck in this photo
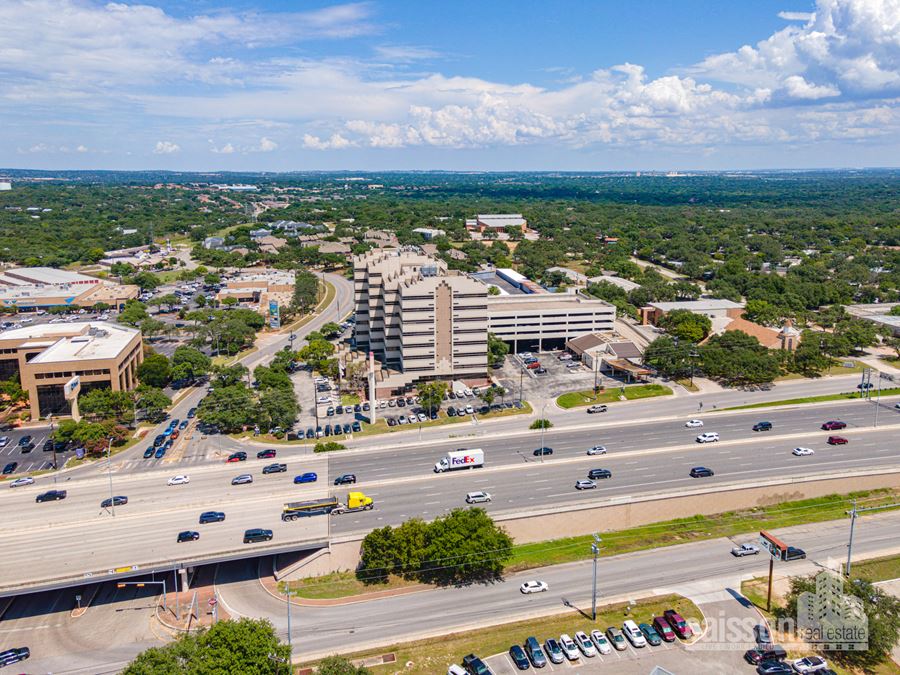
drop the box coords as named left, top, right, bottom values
left=434, top=448, right=484, bottom=473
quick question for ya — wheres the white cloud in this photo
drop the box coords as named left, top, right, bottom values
left=783, top=75, right=841, bottom=99
left=210, top=142, right=235, bottom=154
left=76, top=144, right=88, bottom=153
left=778, top=11, right=815, bottom=20
left=374, top=45, right=440, bottom=62
left=257, top=137, right=278, bottom=152
left=153, top=141, right=180, bottom=154
left=303, top=133, right=354, bottom=150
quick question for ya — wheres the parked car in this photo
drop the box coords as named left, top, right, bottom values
left=791, top=656, right=829, bottom=673
left=575, top=479, right=597, bottom=490
left=652, top=616, right=676, bottom=642
left=744, top=645, right=787, bottom=665
left=508, top=645, right=529, bottom=670
left=586, top=445, right=607, bottom=455
left=256, top=449, right=277, bottom=459
left=177, top=531, right=200, bottom=543
left=827, top=436, right=848, bottom=445
left=821, top=420, right=847, bottom=430
left=587, top=404, right=607, bottom=414
left=685, top=419, right=704, bottom=427
left=589, top=629, right=612, bottom=654
left=622, top=620, right=647, bottom=647
left=754, top=623, right=772, bottom=644
left=639, top=622, right=663, bottom=646
left=2, top=462, right=17, bottom=475
left=543, top=638, right=564, bottom=664
left=558, top=634, right=580, bottom=660
left=732, top=543, right=761, bottom=556
left=605, top=626, right=627, bottom=650
left=757, top=660, right=793, bottom=674
left=143, top=447, right=155, bottom=459
left=231, top=474, right=253, bottom=485
left=573, top=631, right=597, bottom=657
left=520, top=580, right=548, bottom=594
left=663, top=609, right=693, bottom=639
left=466, top=491, right=492, bottom=504
left=461, top=653, right=492, bottom=675
left=522, top=637, right=547, bottom=668
left=690, top=466, right=715, bottom=478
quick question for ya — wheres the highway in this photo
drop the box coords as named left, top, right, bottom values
left=1, top=397, right=898, bottom=592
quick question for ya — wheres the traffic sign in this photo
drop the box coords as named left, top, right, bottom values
left=208, top=598, right=217, bottom=606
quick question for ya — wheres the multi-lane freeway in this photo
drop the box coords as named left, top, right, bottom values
left=2, top=395, right=898, bottom=592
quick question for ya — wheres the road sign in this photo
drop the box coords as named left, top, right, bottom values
left=208, top=598, right=217, bottom=607
left=75, top=594, right=81, bottom=603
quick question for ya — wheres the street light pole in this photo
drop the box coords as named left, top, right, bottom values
left=591, top=535, right=601, bottom=621
left=539, top=401, right=547, bottom=464
left=286, top=589, right=293, bottom=649
left=846, top=499, right=857, bottom=577
left=106, top=437, right=115, bottom=517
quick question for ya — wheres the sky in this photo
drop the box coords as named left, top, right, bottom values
left=1, top=0, right=899, bottom=171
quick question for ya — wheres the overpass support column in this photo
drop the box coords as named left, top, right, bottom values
left=179, top=567, right=190, bottom=591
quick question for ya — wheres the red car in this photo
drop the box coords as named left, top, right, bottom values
left=226, top=452, right=247, bottom=462
left=526, top=361, right=541, bottom=370
left=827, top=436, right=849, bottom=445
left=821, top=420, right=847, bottom=431
left=662, top=609, right=693, bottom=639
left=652, top=616, right=677, bottom=642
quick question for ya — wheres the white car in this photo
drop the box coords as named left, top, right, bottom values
left=573, top=631, right=598, bottom=657
left=587, top=445, right=607, bottom=455
left=520, top=580, right=549, bottom=594
left=167, top=475, right=190, bottom=486
left=685, top=419, right=704, bottom=428
left=792, top=656, right=829, bottom=673
left=696, top=432, right=720, bottom=443
left=464, top=405, right=474, bottom=415
left=0, top=436, right=8, bottom=447
left=9, top=476, right=34, bottom=488
left=558, top=634, right=580, bottom=660
left=590, top=629, right=612, bottom=655
left=792, top=447, right=815, bottom=456
left=316, top=396, right=332, bottom=404
left=895, top=402, right=900, bottom=410
left=465, top=491, right=492, bottom=504
left=622, top=619, right=647, bottom=647
left=417, top=413, right=427, bottom=422
left=463, top=388, right=473, bottom=397
left=447, top=666, right=467, bottom=675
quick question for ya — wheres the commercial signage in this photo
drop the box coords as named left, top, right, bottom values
left=63, top=375, right=81, bottom=400
left=269, top=300, right=281, bottom=329
left=450, top=454, right=478, bottom=467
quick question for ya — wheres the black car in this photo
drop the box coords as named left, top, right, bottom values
left=101, top=496, right=128, bottom=508
left=508, top=645, right=530, bottom=670
left=20, top=440, right=34, bottom=453
left=352, top=421, right=362, bottom=432
left=187, top=407, right=197, bottom=419
left=756, top=659, right=793, bottom=674
left=334, top=474, right=356, bottom=485
left=324, top=424, right=332, bottom=436
left=387, top=417, right=397, bottom=426
left=177, top=530, right=200, bottom=542
left=243, top=528, right=274, bottom=544
left=36, top=489, right=66, bottom=502
left=336, top=405, right=344, bottom=415
left=2, top=462, right=17, bottom=475
left=226, top=451, right=247, bottom=463
left=306, top=427, right=315, bottom=439
left=257, top=449, right=277, bottom=459
left=785, top=546, right=806, bottom=560
left=0, top=647, right=30, bottom=666
left=588, top=468, right=612, bottom=479
left=18, top=435, right=32, bottom=447
left=199, top=511, right=226, bottom=524
left=262, top=463, right=287, bottom=474
left=462, top=653, right=492, bottom=675
left=533, top=446, right=553, bottom=456
left=690, top=466, right=714, bottom=478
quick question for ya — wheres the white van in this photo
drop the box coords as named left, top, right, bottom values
left=696, top=432, right=720, bottom=443
left=622, top=620, right=647, bottom=648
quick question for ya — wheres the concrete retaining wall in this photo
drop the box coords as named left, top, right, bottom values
left=287, top=469, right=900, bottom=578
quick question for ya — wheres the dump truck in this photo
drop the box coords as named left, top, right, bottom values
left=434, top=448, right=484, bottom=473
left=281, top=492, right=373, bottom=521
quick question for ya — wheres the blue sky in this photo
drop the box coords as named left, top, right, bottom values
left=2, top=0, right=898, bottom=171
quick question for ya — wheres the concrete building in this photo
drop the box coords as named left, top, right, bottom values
left=486, top=292, right=616, bottom=352
left=216, top=271, right=295, bottom=320
left=353, top=249, right=488, bottom=393
left=0, top=268, right=138, bottom=312
left=845, top=303, right=900, bottom=337
left=0, top=322, right=143, bottom=420
left=566, top=332, right=648, bottom=381
left=412, top=227, right=445, bottom=241
left=640, top=299, right=745, bottom=326
left=465, top=214, right=527, bottom=234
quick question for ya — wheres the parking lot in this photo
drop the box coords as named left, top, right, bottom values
left=496, top=351, right=620, bottom=404
left=0, top=425, right=75, bottom=476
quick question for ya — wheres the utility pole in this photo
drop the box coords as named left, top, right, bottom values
left=846, top=499, right=857, bottom=577
left=539, top=401, right=547, bottom=464
left=874, top=372, right=881, bottom=428
left=286, top=589, right=293, bottom=649
left=106, top=438, right=115, bottom=517
left=591, top=535, right=601, bottom=621
left=766, top=554, right=775, bottom=612
left=519, top=367, right=524, bottom=403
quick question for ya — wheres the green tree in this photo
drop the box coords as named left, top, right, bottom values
left=420, top=508, right=513, bottom=584
left=658, top=309, right=712, bottom=343
left=298, top=338, right=336, bottom=371
left=118, top=299, right=149, bottom=327
left=197, top=384, right=256, bottom=432
left=790, top=331, right=834, bottom=376
left=359, top=526, right=396, bottom=582
left=643, top=336, right=693, bottom=379
left=78, top=388, right=134, bottom=421
left=530, top=418, right=553, bottom=429
left=315, top=655, right=371, bottom=675
left=253, top=365, right=292, bottom=390
left=222, top=296, right=239, bottom=308
left=171, top=346, right=212, bottom=381
left=127, top=271, right=162, bottom=291
left=833, top=318, right=878, bottom=353
left=700, top=331, right=782, bottom=386
left=211, top=364, right=248, bottom=388
left=121, top=618, right=290, bottom=675
left=320, top=322, right=341, bottom=338
left=293, top=269, right=320, bottom=312
left=743, top=299, right=782, bottom=326
left=889, top=305, right=900, bottom=316
left=487, top=332, right=509, bottom=367
left=417, top=381, right=447, bottom=415
left=135, top=386, right=171, bottom=422
left=137, top=353, right=172, bottom=388
left=203, top=272, right=221, bottom=286
left=139, top=317, right=166, bottom=338
left=0, top=376, right=27, bottom=407
left=256, top=387, right=299, bottom=430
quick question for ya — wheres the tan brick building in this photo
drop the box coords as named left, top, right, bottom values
left=0, top=322, right=143, bottom=420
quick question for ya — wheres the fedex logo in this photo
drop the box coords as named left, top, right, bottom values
left=450, top=455, right=476, bottom=466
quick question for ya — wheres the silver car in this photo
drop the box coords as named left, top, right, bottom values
left=465, top=491, right=492, bottom=504
left=231, top=474, right=253, bottom=485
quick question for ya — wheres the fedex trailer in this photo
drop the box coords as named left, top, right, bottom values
left=434, top=448, right=484, bottom=473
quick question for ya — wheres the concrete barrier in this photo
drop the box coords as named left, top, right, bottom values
left=296, top=468, right=900, bottom=577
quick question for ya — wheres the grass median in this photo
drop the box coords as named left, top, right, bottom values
left=556, top=383, right=672, bottom=409
left=720, top=387, right=900, bottom=411
left=297, top=593, right=700, bottom=675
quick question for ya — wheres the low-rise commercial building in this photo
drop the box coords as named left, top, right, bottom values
left=0, top=267, right=138, bottom=312
left=216, top=271, right=295, bottom=321
left=640, top=299, right=745, bottom=325
left=465, top=214, right=527, bottom=234
left=0, top=322, right=143, bottom=420
left=845, top=303, right=900, bottom=337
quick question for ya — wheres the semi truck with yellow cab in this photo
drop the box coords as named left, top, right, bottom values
left=281, top=492, right=373, bottom=520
